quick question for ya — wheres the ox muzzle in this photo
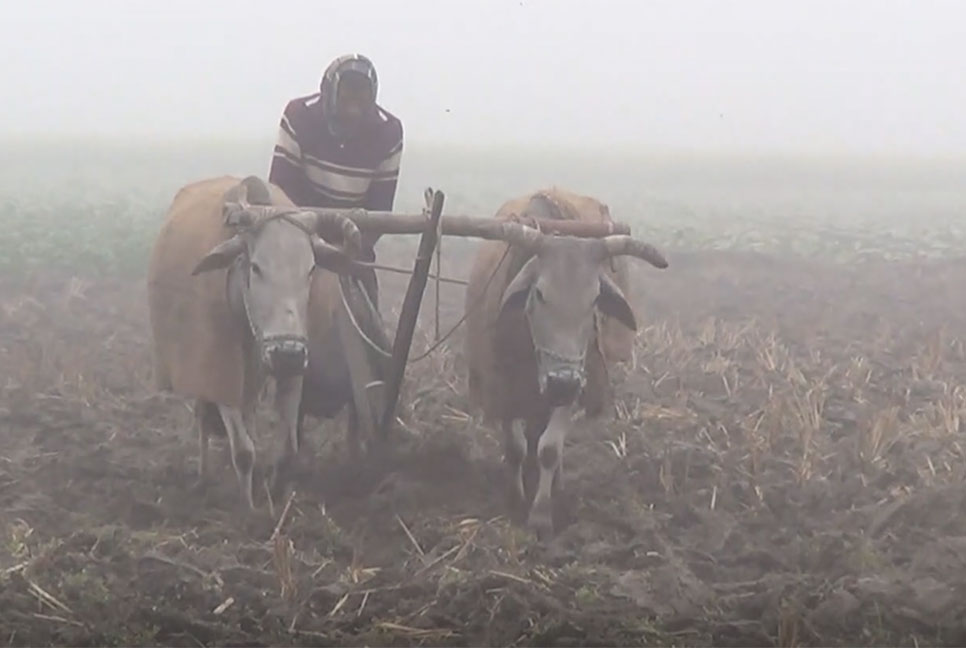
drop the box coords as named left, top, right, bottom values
left=262, top=334, right=309, bottom=377
left=536, top=349, right=587, bottom=407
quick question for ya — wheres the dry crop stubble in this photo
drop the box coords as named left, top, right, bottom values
left=4, top=145, right=966, bottom=644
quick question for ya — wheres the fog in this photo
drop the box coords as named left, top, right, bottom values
left=2, top=0, right=964, bottom=157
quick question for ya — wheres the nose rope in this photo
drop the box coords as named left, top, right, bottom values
left=533, top=343, right=588, bottom=366
left=264, top=335, right=309, bottom=373
left=263, top=333, right=308, bottom=345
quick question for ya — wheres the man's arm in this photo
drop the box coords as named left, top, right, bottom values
left=268, top=106, right=311, bottom=206
left=364, top=130, right=403, bottom=212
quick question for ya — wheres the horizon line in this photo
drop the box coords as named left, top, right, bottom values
left=1, top=132, right=965, bottom=164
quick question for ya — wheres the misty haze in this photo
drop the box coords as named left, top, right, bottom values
left=1, top=1, right=966, bottom=646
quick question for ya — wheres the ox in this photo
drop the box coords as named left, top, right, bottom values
left=464, top=188, right=668, bottom=539
left=288, top=245, right=393, bottom=489
left=147, top=175, right=367, bottom=510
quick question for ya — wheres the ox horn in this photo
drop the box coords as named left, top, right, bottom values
left=223, top=200, right=256, bottom=228
left=499, top=222, right=544, bottom=252
left=292, top=210, right=363, bottom=258
left=598, top=236, right=669, bottom=269
left=222, top=179, right=257, bottom=227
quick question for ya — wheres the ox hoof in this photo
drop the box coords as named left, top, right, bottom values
left=527, top=503, right=556, bottom=543
left=528, top=517, right=555, bottom=543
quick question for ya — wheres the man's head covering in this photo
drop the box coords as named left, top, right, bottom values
left=320, top=54, right=379, bottom=139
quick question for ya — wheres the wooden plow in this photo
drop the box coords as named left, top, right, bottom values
left=222, top=191, right=636, bottom=443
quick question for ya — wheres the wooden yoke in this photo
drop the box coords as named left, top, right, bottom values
left=220, top=194, right=641, bottom=443
left=222, top=203, right=632, bottom=241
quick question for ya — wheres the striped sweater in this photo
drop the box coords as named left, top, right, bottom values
left=268, top=92, right=403, bottom=214
left=269, top=92, right=402, bottom=304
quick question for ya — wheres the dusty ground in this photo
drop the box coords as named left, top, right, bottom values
left=3, top=238, right=966, bottom=646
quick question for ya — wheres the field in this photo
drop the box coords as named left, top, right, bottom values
left=2, top=140, right=966, bottom=646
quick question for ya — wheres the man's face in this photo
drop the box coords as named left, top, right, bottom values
left=334, top=72, right=374, bottom=132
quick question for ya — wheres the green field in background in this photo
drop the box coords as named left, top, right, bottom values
left=1, top=138, right=964, bottom=279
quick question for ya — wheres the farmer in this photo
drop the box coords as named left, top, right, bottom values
left=268, top=53, right=403, bottom=305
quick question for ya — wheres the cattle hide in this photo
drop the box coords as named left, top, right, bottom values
left=464, top=187, right=637, bottom=425
left=147, top=175, right=300, bottom=409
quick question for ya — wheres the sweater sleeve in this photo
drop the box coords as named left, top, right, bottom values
left=268, top=104, right=313, bottom=206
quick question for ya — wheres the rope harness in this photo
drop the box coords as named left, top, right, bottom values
left=229, top=202, right=611, bottom=376
left=338, top=220, right=607, bottom=371
left=337, top=242, right=513, bottom=363
left=227, top=209, right=326, bottom=349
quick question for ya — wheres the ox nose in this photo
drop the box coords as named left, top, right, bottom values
left=263, top=336, right=308, bottom=377
left=543, top=367, right=584, bottom=405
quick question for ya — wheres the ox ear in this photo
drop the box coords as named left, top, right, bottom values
left=312, top=237, right=370, bottom=279
left=596, top=271, right=637, bottom=331
left=499, top=256, right=540, bottom=316
left=192, top=235, right=246, bottom=275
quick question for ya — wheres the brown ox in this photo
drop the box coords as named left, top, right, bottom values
left=147, top=175, right=367, bottom=510
left=464, top=188, right=668, bottom=539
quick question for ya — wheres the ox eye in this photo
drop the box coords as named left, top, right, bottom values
left=251, top=262, right=263, bottom=277
left=532, top=287, right=545, bottom=303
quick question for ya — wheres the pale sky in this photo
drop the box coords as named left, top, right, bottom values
left=2, top=0, right=964, bottom=156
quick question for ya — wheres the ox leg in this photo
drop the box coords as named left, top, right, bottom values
left=502, top=418, right=528, bottom=522
left=217, top=405, right=256, bottom=510
left=194, top=399, right=212, bottom=490
left=269, top=375, right=305, bottom=501
left=528, top=406, right=571, bottom=541
left=523, top=409, right=552, bottom=505
left=193, top=399, right=229, bottom=492
left=295, top=397, right=307, bottom=457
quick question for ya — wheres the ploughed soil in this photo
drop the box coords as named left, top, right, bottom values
left=4, top=238, right=966, bottom=646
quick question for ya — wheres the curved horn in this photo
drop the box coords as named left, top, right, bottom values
left=292, top=210, right=363, bottom=257
left=499, top=222, right=544, bottom=253
left=318, top=211, right=362, bottom=256
left=224, top=178, right=253, bottom=210
left=224, top=203, right=255, bottom=227
left=599, top=235, right=669, bottom=269
left=311, top=235, right=371, bottom=279
left=238, top=175, right=273, bottom=206
left=234, top=179, right=251, bottom=208
left=222, top=182, right=255, bottom=227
